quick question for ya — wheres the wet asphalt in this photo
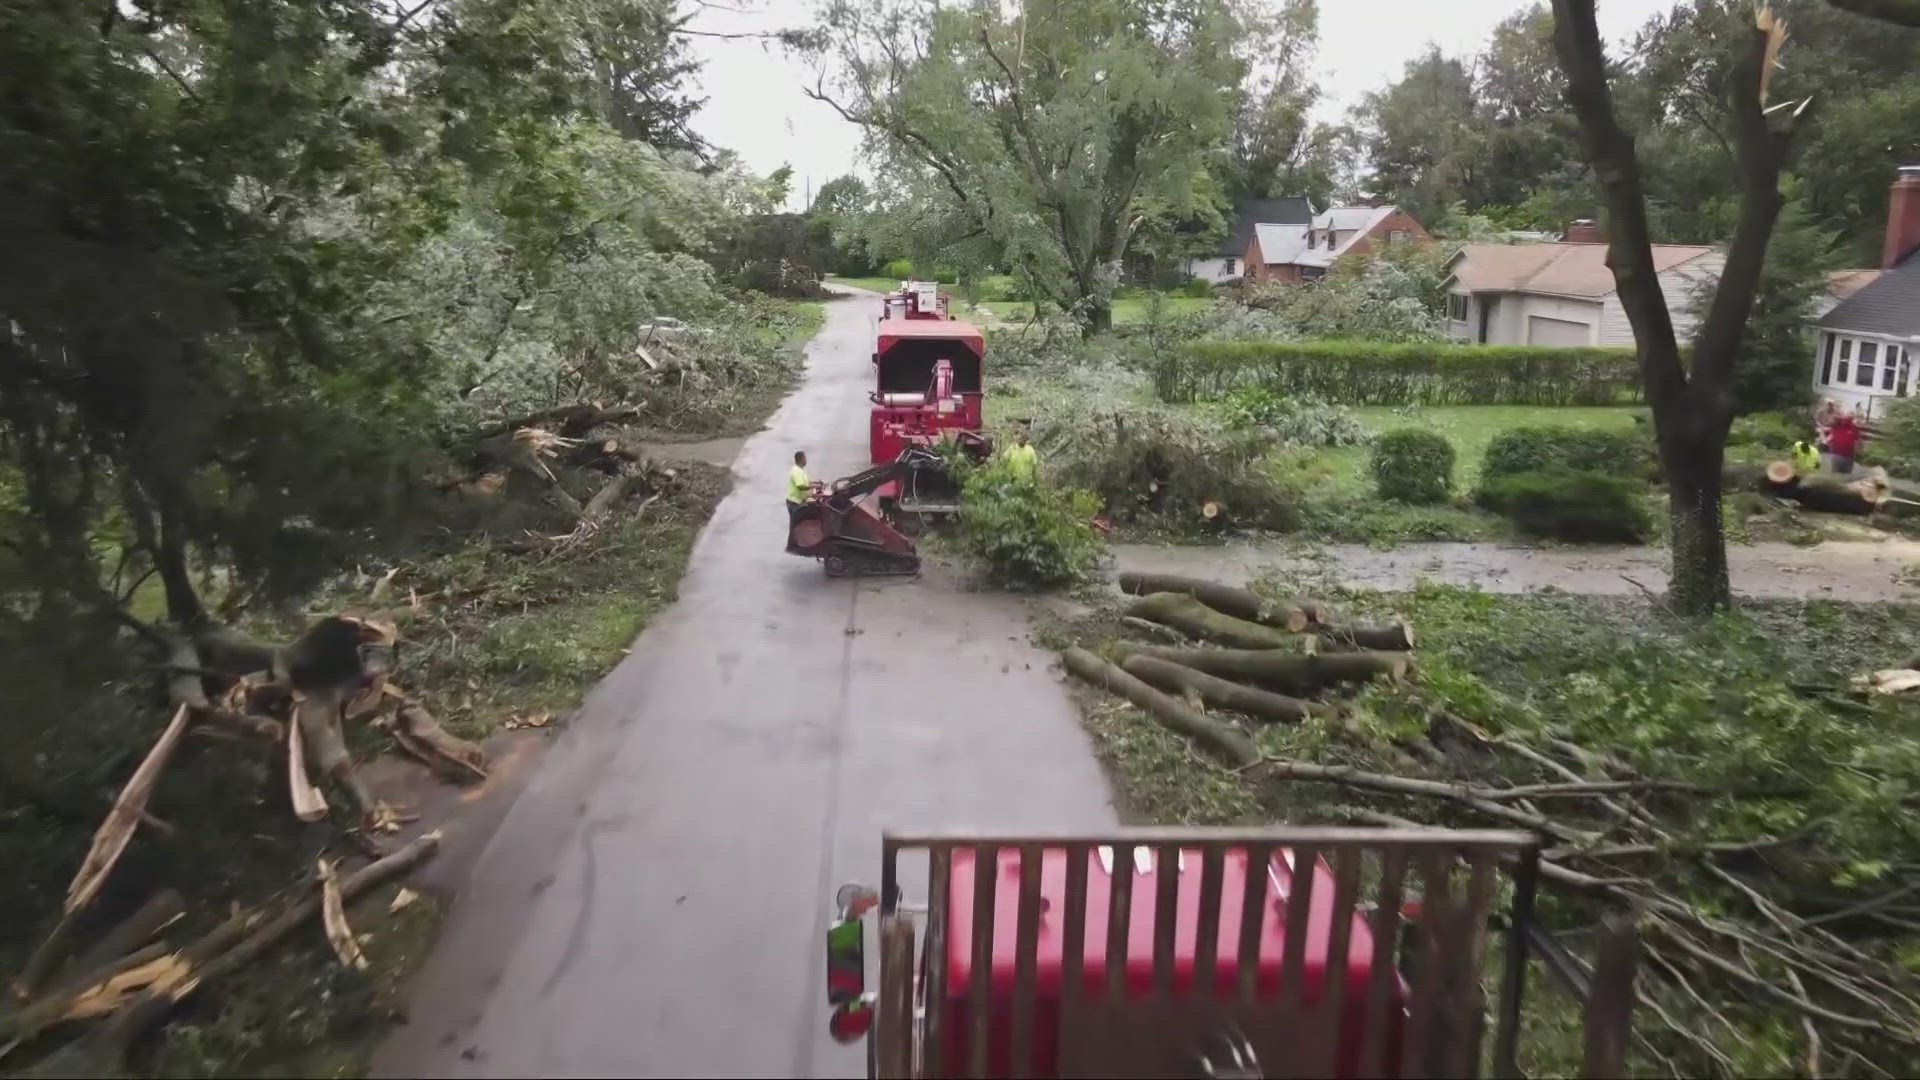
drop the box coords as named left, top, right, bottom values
left=372, top=291, right=1116, bottom=1078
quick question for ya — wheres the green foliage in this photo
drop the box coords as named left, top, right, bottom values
left=1481, top=425, right=1655, bottom=481
left=803, top=0, right=1271, bottom=332
left=1241, top=244, right=1455, bottom=342
left=1179, top=277, right=1215, bottom=299
left=1173, top=341, right=1643, bottom=406
left=957, top=461, right=1104, bottom=591
left=1033, top=401, right=1300, bottom=532
left=880, top=258, right=914, bottom=279
left=1684, top=189, right=1839, bottom=415
left=1728, top=410, right=1808, bottom=451
left=1475, top=469, right=1652, bottom=541
left=1214, top=387, right=1370, bottom=448
left=1370, top=429, right=1456, bottom=505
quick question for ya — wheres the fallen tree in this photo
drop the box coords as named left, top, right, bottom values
left=1124, top=592, right=1303, bottom=649
left=1758, top=461, right=1891, bottom=515
left=1117, top=571, right=1317, bottom=629
left=1120, top=654, right=1330, bottom=724
left=1061, top=647, right=1259, bottom=768
left=1113, top=643, right=1408, bottom=692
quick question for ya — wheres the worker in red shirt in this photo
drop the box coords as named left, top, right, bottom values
left=1825, top=411, right=1862, bottom=475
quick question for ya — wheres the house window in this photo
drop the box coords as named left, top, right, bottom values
left=1447, top=294, right=1469, bottom=322
left=1885, top=344, right=1903, bottom=391
left=1389, top=230, right=1410, bottom=245
left=1838, top=338, right=1853, bottom=384
left=1820, top=334, right=1836, bottom=385
left=1857, top=341, right=1879, bottom=387
left=1223, top=257, right=1236, bottom=276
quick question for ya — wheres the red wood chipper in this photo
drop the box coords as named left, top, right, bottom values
left=824, top=827, right=1641, bottom=1079
left=868, top=282, right=992, bottom=518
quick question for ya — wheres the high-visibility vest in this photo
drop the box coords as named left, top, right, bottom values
left=1791, top=441, right=1818, bottom=472
left=787, top=465, right=810, bottom=504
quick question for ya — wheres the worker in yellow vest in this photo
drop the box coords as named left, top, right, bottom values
left=1790, top=439, right=1819, bottom=475
left=787, top=450, right=811, bottom=518
left=1001, top=428, right=1039, bottom=484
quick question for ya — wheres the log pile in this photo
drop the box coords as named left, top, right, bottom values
left=1066, top=573, right=1920, bottom=1071
left=1749, top=460, right=1894, bottom=515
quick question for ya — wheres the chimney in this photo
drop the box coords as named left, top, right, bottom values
left=1564, top=218, right=1603, bottom=244
left=1884, top=165, right=1920, bottom=269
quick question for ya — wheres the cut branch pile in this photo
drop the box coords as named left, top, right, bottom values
left=452, top=401, right=678, bottom=543
left=1066, top=572, right=1920, bottom=1073
left=1751, top=460, right=1893, bottom=516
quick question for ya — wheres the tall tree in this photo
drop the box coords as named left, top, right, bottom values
left=800, top=0, right=1268, bottom=333
left=1355, top=47, right=1483, bottom=220
left=1224, top=0, right=1344, bottom=205
left=586, top=0, right=710, bottom=154
left=1548, top=0, right=1916, bottom=614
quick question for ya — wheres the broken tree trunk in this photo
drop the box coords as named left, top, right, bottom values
left=55, top=891, right=184, bottom=991
left=66, top=705, right=193, bottom=916
left=87, top=832, right=442, bottom=1068
left=1116, top=572, right=1312, bottom=631
left=1061, top=648, right=1259, bottom=768
left=390, top=700, right=489, bottom=781
left=1125, top=592, right=1302, bottom=650
left=1318, top=621, right=1416, bottom=653
left=1114, top=644, right=1409, bottom=693
left=1120, top=654, right=1328, bottom=724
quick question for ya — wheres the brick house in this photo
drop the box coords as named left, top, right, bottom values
left=1242, top=204, right=1430, bottom=285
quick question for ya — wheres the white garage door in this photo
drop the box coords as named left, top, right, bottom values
left=1527, top=316, right=1594, bottom=346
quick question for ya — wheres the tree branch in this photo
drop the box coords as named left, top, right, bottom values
left=1549, top=0, right=1687, bottom=410
left=1691, top=13, right=1799, bottom=392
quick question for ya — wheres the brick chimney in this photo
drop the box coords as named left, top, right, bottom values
left=1564, top=218, right=1603, bottom=244
left=1884, top=165, right=1920, bottom=269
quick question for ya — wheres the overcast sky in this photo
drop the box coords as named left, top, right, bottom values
left=685, top=0, right=1677, bottom=210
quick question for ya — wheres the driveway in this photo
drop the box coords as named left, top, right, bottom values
left=374, top=291, right=1115, bottom=1078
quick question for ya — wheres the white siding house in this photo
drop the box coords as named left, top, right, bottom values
left=1444, top=241, right=1724, bottom=348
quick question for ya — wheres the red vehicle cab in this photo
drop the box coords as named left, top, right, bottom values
left=870, top=283, right=986, bottom=514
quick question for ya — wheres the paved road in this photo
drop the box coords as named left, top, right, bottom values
left=374, top=292, right=1115, bottom=1078
left=1113, top=536, right=1920, bottom=602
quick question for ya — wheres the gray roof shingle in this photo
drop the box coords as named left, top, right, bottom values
left=1819, top=253, right=1920, bottom=338
left=1220, top=197, right=1313, bottom=255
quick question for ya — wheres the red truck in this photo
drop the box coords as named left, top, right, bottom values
left=826, top=827, right=1639, bottom=1079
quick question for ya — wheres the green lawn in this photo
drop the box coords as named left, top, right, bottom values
left=1310, top=405, right=1645, bottom=495
left=824, top=275, right=902, bottom=293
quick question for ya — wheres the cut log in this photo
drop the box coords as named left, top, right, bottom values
left=66, top=704, right=193, bottom=916
left=1119, top=615, right=1189, bottom=644
left=1120, top=655, right=1329, bottom=724
left=287, top=697, right=330, bottom=822
left=1757, top=461, right=1890, bottom=515
left=1318, top=621, right=1416, bottom=653
left=1116, top=572, right=1311, bottom=631
left=1125, top=593, right=1301, bottom=650
left=1061, top=648, right=1259, bottom=768
left=1114, top=644, right=1408, bottom=692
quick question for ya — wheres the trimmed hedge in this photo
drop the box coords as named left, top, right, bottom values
left=1172, top=340, right=1643, bottom=406
left=1476, top=469, right=1652, bottom=542
left=1370, top=429, right=1455, bottom=505
left=1481, top=425, right=1655, bottom=482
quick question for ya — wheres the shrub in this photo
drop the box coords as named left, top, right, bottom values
left=879, top=258, right=914, bottom=279
left=1180, top=278, right=1213, bottom=298
left=1172, top=340, right=1642, bottom=406
left=1033, top=402, right=1299, bottom=531
left=1728, top=411, right=1806, bottom=450
left=957, top=461, right=1104, bottom=591
left=1481, top=426, right=1654, bottom=482
left=1215, top=387, right=1369, bottom=448
left=1475, top=469, right=1652, bottom=541
left=1370, top=430, right=1456, bottom=505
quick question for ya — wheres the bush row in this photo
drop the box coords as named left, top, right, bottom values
left=1168, top=340, right=1644, bottom=407
left=1476, top=470, right=1653, bottom=542
left=1480, top=426, right=1655, bottom=482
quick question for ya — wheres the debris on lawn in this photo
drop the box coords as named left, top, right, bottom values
left=1063, top=573, right=1920, bottom=1072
